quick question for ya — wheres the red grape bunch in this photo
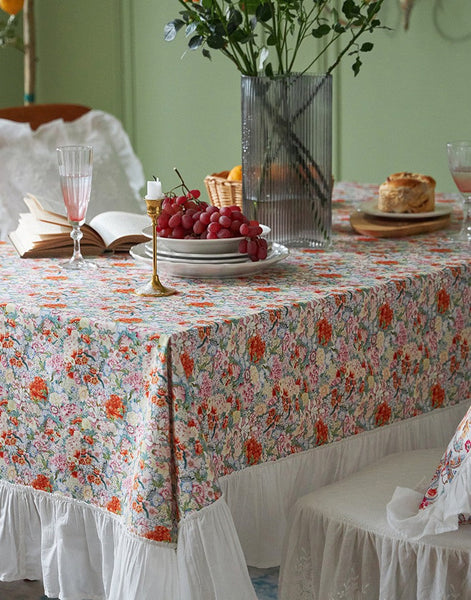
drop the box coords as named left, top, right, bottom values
left=156, top=171, right=268, bottom=261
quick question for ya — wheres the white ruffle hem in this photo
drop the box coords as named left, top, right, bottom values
left=0, top=402, right=466, bottom=597
left=0, top=484, right=256, bottom=600
left=221, top=400, right=469, bottom=567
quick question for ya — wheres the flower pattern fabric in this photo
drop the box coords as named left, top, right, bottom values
left=0, top=183, right=469, bottom=546
left=420, top=404, right=471, bottom=525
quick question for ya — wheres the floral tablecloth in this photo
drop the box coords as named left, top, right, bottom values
left=0, top=182, right=469, bottom=551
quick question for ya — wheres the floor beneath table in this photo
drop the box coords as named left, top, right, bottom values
left=0, top=569, right=280, bottom=599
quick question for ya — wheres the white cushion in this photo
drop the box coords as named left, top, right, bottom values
left=279, top=449, right=471, bottom=600
left=0, top=110, right=146, bottom=240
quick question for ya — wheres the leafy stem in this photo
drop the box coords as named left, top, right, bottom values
left=166, top=0, right=386, bottom=77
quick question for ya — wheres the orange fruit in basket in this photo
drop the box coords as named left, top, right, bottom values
left=0, top=0, right=24, bottom=15
left=227, top=164, right=242, bottom=181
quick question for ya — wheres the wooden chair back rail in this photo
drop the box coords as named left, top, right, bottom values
left=0, top=103, right=91, bottom=130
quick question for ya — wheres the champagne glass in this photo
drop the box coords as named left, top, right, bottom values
left=447, top=141, right=471, bottom=243
left=57, top=145, right=96, bottom=269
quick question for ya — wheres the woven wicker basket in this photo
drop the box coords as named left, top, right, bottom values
left=204, top=171, right=242, bottom=209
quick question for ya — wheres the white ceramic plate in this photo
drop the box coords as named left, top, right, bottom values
left=153, top=253, right=249, bottom=265
left=142, top=224, right=270, bottom=255
left=130, top=242, right=289, bottom=279
left=144, top=243, right=249, bottom=261
left=359, top=199, right=452, bottom=220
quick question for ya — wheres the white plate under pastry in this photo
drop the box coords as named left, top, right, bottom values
left=142, top=224, right=270, bottom=255
left=359, top=200, right=452, bottom=220
left=130, top=242, right=288, bottom=279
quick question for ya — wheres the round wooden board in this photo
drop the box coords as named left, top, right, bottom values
left=350, top=211, right=451, bottom=238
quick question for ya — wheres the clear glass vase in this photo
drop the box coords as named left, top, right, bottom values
left=241, top=74, right=332, bottom=248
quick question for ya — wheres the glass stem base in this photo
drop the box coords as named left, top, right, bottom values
left=61, top=223, right=97, bottom=270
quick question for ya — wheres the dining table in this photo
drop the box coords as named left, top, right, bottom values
left=0, top=181, right=469, bottom=600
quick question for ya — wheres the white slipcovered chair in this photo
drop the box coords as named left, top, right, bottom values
left=0, top=103, right=145, bottom=240
left=279, top=405, right=471, bottom=600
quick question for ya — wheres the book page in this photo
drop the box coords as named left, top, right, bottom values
left=23, top=194, right=70, bottom=227
left=89, top=211, right=149, bottom=249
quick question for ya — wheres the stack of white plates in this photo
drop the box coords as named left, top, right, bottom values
left=130, top=225, right=289, bottom=279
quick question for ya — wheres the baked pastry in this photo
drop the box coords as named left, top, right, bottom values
left=378, top=172, right=436, bottom=213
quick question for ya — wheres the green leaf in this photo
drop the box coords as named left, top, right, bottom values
left=164, top=20, right=184, bottom=42
left=202, top=48, right=212, bottom=60
left=266, top=33, right=277, bottom=46
left=227, top=8, right=243, bottom=34
left=312, top=24, right=330, bottom=38
left=230, top=29, right=253, bottom=43
left=264, top=62, right=274, bottom=77
left=185, top=22, right=197, bottom=37
left=360, top=42, right=374, bottom=52
left=367, top=1, right=382, bottom=18
left=256, top=3, right=273, bottom=22
left=333, top=22, right=346, bottom=34
left=352, top=55, right=362, bottom=76
left=207, top=34, right=227, bottom=49
left=188, top=35, right=204, bottom=50
left=342, top=0, right=359, bottom=20
left=258, top=46, right=269, bottom=69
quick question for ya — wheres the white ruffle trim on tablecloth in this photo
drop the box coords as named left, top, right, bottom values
left=220, top=400, right=469, bottom=567
left=0, top=483, right=256, bottom=600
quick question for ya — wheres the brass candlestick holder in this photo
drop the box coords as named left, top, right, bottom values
left=135, top=198, right=177, bottom=297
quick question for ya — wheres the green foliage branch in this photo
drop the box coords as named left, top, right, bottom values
left=165, top=0, right=386, bottom=77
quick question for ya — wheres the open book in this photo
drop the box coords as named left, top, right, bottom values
left=9, top=194, right=149, bottom=258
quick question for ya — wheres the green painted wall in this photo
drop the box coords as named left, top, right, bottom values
left=0, top=0, right=470, bottom=195
left=0, top=46, right=23, bottom=106
left=337, top=0, right=471, bottom=193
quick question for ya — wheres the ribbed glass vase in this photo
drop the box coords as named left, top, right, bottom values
left=241, top=74, right=332, bottom=248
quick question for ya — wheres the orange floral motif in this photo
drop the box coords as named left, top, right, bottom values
left=106, top=496, right=122, bottom=514
left=431, top=383, right=445, bottom=408
left=105, top=394, right=125, bottom=419
left=248, top=334, right=265, bottom=363
left=245, top=437, right=263, bottom=465
left=31, top=474, right=52, bottom=492
left=375, top=401, right=391, bottom=426
left=71, top=351, right=88, bottom=366
left=180, top=352, right=194, bottom=378
left=378, top=303, right=393, bottom=329
left=315, top=418, right=329, bottom=445
left=189, top=302, right=214, bottom=307
left=83, top=367, right=100, bottom=385
left=316, top=318, right=332, bottom=345
left=144, top=526, right=172, bottom=542
left=1, top=335, right=13, bottom=348
left=194, top=439, right=203, bottom=455
left=116, top=317, right=143, bottom=323
left=2, top=429, right=17, bottom=445
left=436, top=288, right=450, bottom=314
left=29, top=376, right=48, bottom=402
left=41, top=303, right=67, bottom=309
